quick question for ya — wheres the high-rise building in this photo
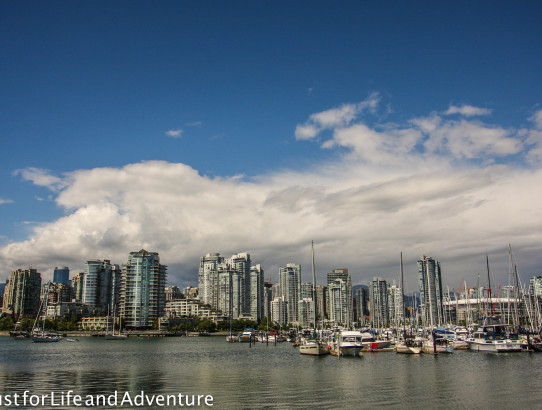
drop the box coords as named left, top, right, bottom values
left=328, top=278, right=350, bottom=325
left=82, top=259, right=113, bottom=315
left=198, top=253, right=224, bottom=309
left=250, top=264, right=264, bottom=321
left=120, top=249, right=167, bottom=329
left=71, top=272, right=85, bottom=303
left=53, top=266, right=70, bottom=285
left=300, top=282, right=313, bottom=300
left=230, top=253, right=252, bottom=316
left=327, top=269, right=352, bottom=325
left=417, top=255, right=444, bottom=327
left=370, top=277, right=389, bottom=328
left=387, top=281, right=404, bottom=325
left=271, top=297, right=287, bottom=325
left=263, top=280, right=273, bottom=320
left=279, top=264, right=301, bottom=324
left=2, top=268, right=42, bottom=318
left=315, top=285, right=327, bottom=320
left=530, top=276, right=542, bottom=297
left=298, top=298, right=315, bottom=328
left=354, top=286, right=368, bottom=324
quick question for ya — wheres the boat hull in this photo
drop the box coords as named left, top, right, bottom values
left=300, top=342, right=329, bottom=356
left=468, top=340, right=522, bottom=352
left=396, top=344, right=422, bottom=354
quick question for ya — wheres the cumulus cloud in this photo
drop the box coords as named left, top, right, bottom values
left=2, top=102, right=542, bottom=289
left=165, top=129, right=183, bottom=138
left=295, top=92, right=380, bottom=141
left=444, top=105, right=493, bottom=116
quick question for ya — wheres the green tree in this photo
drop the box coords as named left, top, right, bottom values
left=196, top=319, right=216, bottom=333
left=20, top=318, right=34, bottom=331
left=0, top=316, right=15, bottom=331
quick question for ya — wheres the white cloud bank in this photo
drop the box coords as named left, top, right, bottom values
left=2, top=99, right=542, bottom=289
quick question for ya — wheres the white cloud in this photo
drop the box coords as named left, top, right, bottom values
left=13, top=168, right=67, bottom=192
left=0, top=198, right=14, bottom=205
left=445, top=105, right=493, bottom=116
left=2, top=103, right=542, bottom=289
left=529, top=109, right=542, bottom=130
left=295, top=92, right=381, bottom=141
left=165, top=129, right=183, bottom=138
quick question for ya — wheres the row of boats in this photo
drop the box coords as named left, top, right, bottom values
left=228, top=317, right=542, bottom=356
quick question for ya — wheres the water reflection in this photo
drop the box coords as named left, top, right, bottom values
left=2, top=337, right=542, bottom=408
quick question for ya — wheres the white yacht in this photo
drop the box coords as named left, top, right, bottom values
left=299, top=338, right=329, bottom=356
left=333, top=331, right=363, bottom=356
left=467, top=317, right=522, bottom=352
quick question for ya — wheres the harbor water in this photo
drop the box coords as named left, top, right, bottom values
left=1, top=336, right=542, bottom=409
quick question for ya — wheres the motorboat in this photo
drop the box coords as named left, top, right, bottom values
left=466, top=317, right=522, bottom=352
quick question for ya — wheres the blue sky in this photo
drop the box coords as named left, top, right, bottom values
left=1, top=1, right=542, bottom=289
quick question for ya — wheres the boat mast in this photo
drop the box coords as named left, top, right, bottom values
left=486, top=255, right=494, bottom=316
left=400, top=252, right=406, bottom=338
left=311, top=240, right=318, bottom=332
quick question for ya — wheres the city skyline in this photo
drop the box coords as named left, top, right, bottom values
left=1, top=2, right=542, bottom=289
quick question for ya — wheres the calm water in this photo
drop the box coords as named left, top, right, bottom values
left=1, top=336, right=542, bottom=409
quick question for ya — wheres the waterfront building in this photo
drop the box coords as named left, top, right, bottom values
left=327, top=269, right=352, bottom=325
left=120, top=249, right=167, bottom=330
left=82, top=259, right=113, bottom=315
left=216, top=267, right=236, bottom=319
left=370, top=277, right=389, bottom=328
left=263, top=281, right=273, bottom=320
left=328, top=278, right=350, bottom=325
left=279, top=264, right=301, bottom=324
left=271, top=296, right=288, bottom=325
left=46, top=282, right=72, bottom=304
left=271, top=283, right=281, bottom=300
left=417, top=255, right=444, bottom=327
left=47, top=301, right=88, bottom=319
left=182, top=286, right=198, bottom=299
left=80, top=316, right=113, bottom=331
left=315, top=285, right=327, bottom=320
left=71, top=272, right=85, bottom=302
left=354, top=286, right=368, bottom=324
left=388, top=281, right=404, bottom=325
left=198, top=253, right=225, bottom=308
left=529, top=276, right=542, bottom=297
left=1, top=268, right=41, bottom=318
left=250, top=264, right=264, bottom=321
left=53, top=266, right=70, bottom=285
left=164, top=299, right=226, bottom=321
left=229, top=253, right=252, bottom=316
left=165, top=286, right=183, bottom=301
left=300, top=282, right=313, bottom=300
left=298, top=298, right=315, bottom=328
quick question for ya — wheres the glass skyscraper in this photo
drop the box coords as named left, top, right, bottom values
left=417, top=255, right=443, bottom=327
left=120, top=249, right=167, bottom=329
left=53, top=266, right=70, bottom=285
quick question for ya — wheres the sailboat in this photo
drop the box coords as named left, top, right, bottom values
left=32, top=286, right=61, bottom=343
left=299, top=241, right=329, bottom=356
left=105, top=305, right=127, bottom=340
left=395, top=252, right=422, bottom=354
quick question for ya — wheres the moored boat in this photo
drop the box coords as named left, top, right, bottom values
left=466, top=317, right=522, bottom=353
left=299, top=338, right=329, bottom=356
left=239, top=328, right=254, bottom=343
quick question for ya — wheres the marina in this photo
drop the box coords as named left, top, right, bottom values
left=2, top=335, right=542, bottom=408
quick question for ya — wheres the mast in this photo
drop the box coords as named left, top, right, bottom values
left=400, top=252, right=406, bottom=338
left=311, top=240, right=318, bottom=332
left=486, top=255, right=493, bottom=316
